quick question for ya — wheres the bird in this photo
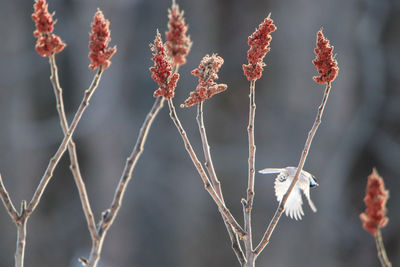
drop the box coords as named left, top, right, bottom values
left=258, top=167, right=318, bottom=220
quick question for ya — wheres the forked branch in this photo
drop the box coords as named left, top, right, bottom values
left=196, top=102, right=246, bottom=264
left=168, top=98, right=246, bottom=238
left=49, top=55, right=97, bottom=240
left=254, top=82, right=332, bottom=256
left=25, top=68, right=103, bottom=218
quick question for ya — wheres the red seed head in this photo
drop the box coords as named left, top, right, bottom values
left=165, top=1, right=192, bottom=67
left=312, top=29, right=338, bottom=84
left=182, top=54, right=227, bottom=107
left=242, top=14, right=276, bottom=82
left=150, top=31, right=179, bottom=99
left=88, top=9, right=117, bottom=70
left=360, top=168, right=389, bottom=236
left=32, top=0, right=65, bottom=57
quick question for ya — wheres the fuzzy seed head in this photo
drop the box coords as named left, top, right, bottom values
left=312, top=29, right=339, bottom=84
left=242, top=14, right=276, bottom=82
left=165, top=2, right=192, bottom=66
left=32, top=0, right=65, bottom=57
left=360, top=168, right=389, bottom=236
left=150, top=31, right=179, bottom=99
left=88, top=9, right=117, bottom=70
left=182, top=54, right=227, bottom=107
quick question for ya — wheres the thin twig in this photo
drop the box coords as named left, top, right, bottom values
left=104, top=96, right=165, bottom=228
left=15, top=201, right=27, bottom=267
left=25, top=67, right=103, bottom=217
left=0, top=174, right=19, bottom=222
left=0, top=63, right=103, bottom=267
left=167, top=98, right=246, bottom=238
left=196, top=102, right=246, bottom=264
left=196, top=102, right=224, bottom=199
left=242, top=80, right=256, bottom=266
left=82, top=65, right=180, bottom=266
left=48, top=55, right=97, bottom=240
left=254, top=82, right=332, bottom=256
left=84, top=96, right=166, bottom=266
left=375, top=229, right=392, bottom=267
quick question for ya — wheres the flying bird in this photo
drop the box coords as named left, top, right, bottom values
left=258, top=167, right=318, bottom=220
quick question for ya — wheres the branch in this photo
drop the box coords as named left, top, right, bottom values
left=375, top=229, right=392, bottom=267
left=0, top=174, right=19, bottom=222
left=243, top=80, right=256, bottom=262
left=254, top=82, right=332, bottom=256
left=167, top=98, right=246, bottom=238
left=196, top=102, right=224, bottom=199
left=103, top=97, right=165, bottom=229
left=48, top=55, right=97, bottom=240
left=15, top=201, right=27, bottom=267
left=25, top=67, right=103, bottom=218
left=196, top=102, right=246, bottom=264
left=82, top=96, right=165, bottom=266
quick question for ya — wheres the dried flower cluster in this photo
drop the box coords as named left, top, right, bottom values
left=150, top=31, right=180, bottom=99
left=182, top=54, right=227, bottom=107
left=166, top=2, right=192, bottom=66
left=242, top=14, right=276, bottom=82
left=312, top=29, right=338, bottom=84
left=32, top=0, right=66, bottom=57
left=360, top=169, right=389, bottom=236
left=89, top=9, right=117, bottom=70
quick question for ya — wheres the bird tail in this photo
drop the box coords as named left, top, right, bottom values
left=258, top=168, right=284, bottom=174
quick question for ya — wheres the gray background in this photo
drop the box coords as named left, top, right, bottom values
left=0, top=0, right=399, bottom=266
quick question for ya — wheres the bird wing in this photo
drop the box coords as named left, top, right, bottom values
left=258, top=168, right=285, bottom=174
left=274, top=173, right=304, bottom=220
left=298, top=175, right=317, bottom=213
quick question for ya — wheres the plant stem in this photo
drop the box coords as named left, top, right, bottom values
left=167, top=98, right=246, bottom=238
left=25, top=67, right=103, bottom=217
left=196, top=102, right=224, bottom=199
left=196, top=102, right=245, bottom=264
left=15, top=202, right=27, bottom=267
left=2, top=66, right=103, bottom=267
left=82, top=65, right=179, bottom=266
left=0, top=174, right=19, bottom=222
left=48, top=55, right=97, bottom=240
left=254, top=82, right=332, bottom=256
left=375, top=229, right=392, bottom=267
left=243, top=80, right=256, bottom=262
left=83, top=96, right=165, bottom=266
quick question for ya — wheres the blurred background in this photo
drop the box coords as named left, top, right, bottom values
left=0, top=0, right=399, bottom=266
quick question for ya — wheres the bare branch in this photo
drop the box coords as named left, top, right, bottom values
left=167, top=98, right=246, bottom=238
left=0, top=174, right=18, bottom=222
left=103, top=97, right=165, bottom=228
left=375, top=229, right=392, bottom=267
left=15, top=201, right=27, bottom=267
left=243, top=80, right=256, bottom=264
left=25, top=67, right=104, bottom=217
left=254, top=82, right=332, bottom=256
left=196, top=102, right=223, bottom=199
left=48, top=55, right=97, bottom=240
left=196, top=102, right=246, bottom=264
left=84, top=96, right=165, bottom=266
